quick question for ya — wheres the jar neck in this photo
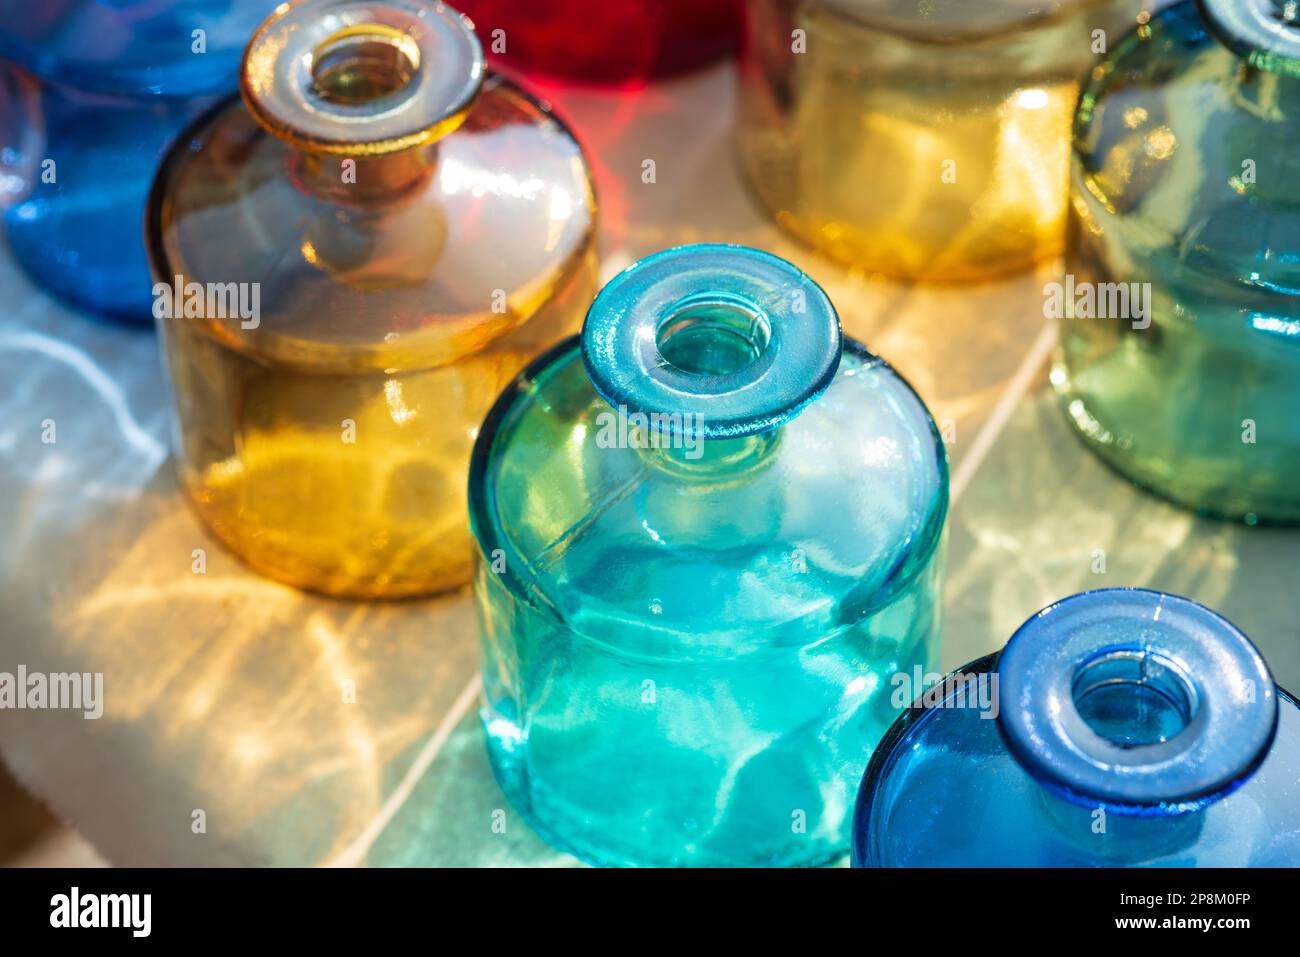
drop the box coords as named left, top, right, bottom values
left=632, top=421, right=783, bottom=480
left=290, top=144, right=439, bottom=207
left=1232, top=58, right=1300, bottom=116
left=1221, top=62, right=1300, bottom=212
left=1032, top=781, right=1208, bottom=861
left=241, top=0, right=484, bottom=207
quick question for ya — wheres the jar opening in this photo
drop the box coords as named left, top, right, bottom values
left=311, top=25, right=421, bottom=105
left=656, top=296, right=772, bottom=377
left=1071, top=649, right=1198, bottom=749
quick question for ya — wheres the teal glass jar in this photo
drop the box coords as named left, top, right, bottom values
left=469, top=244, right=948, bottom=867
left=1053, top=0, right=1300, bottom=523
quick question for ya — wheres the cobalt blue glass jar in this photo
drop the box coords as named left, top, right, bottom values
left=853, top=588, right=1300, bottom=867
left=0, top=1, right=273, bottom=321
left=470, top=244, right=949, bottom=867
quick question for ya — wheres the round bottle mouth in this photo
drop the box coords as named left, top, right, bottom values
left=997, top=588, right=1279, bottom=813
left=241, top=0, right=485, bottom=156
left=1199, top=0, right=1300, bottom=77
left=580, top=244, right=843, bottom=441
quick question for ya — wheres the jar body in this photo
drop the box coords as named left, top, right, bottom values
left=1053, top=1, right=1300, bottom=523
left=151, top=70, right=598, bottom=599
left=454, top=0, right=741, bottom=84
left=159, top=252, right=595, bottom=599
left=0, top=1, right=270, bottom=321
left=472, top=339, right=947, bottom=866
left=738, top=0, right=1138, bottom=281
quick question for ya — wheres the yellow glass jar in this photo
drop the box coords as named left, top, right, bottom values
left=738, top=0, right=1139, bottom=281
left=147, top=0, right=598, bottom=599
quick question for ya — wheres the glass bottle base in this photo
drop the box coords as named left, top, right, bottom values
left=736, top=154, right=1065, bottom=283
left=179, top=465, right=474, bottom=602
left=161, top=244, right=598, bottom=601
left=1052, top=362, right=1300, bottom=526
left=482, top=712, right=851, bottom=868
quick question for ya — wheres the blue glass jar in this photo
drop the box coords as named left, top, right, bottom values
left=854, top=589, right=1300, bottom=867
left=1054, top=0, right=1300, bottom=522
left=470, top=244, right=949, bottom=867
left=0, top=1, right=273, bottom=321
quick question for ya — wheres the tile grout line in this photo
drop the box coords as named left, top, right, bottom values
left=949, top=321, right=1057, bottom=504
left=334, top=320, right=1057, bottom=866
left=325, top=672, right=483, bottom=868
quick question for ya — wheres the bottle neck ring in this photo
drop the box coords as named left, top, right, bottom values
left=997, top=588, right=1279, bottom=814
left=581, top=244, right=843, bottom=442
left=1200, top=0, right=1300, bottom=77
left=240, top=0, right=484, bottom=158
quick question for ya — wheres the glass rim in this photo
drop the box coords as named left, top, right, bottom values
left=581, top=244, right=843, bottom=441
left=1199, top=0, right=1300, bottom=77
left=240, top=0, right=486, bottom=157
left=996, top=589, right=1279, bottom=812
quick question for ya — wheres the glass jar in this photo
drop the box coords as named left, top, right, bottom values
left=1054, top=0, right=1300, bottom=523
left=0, top=61, right=41, bottom=211
left=738, top=0, right=1140, bottom=281
left=470, top=244, right=948, bottom=866
left=148, top=0, right=598, bottom=599
left=452, top=0, right=741, bottom=84
left=0, top=0, right=275, bottom=321
left=854, top=588, right=1300, bottom=867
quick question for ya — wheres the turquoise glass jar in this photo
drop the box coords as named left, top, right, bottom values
left=1054, top=0, right=1300, bottom=522
left=470, top=245, right=948, bottom=867
left=854, top=589, right=1300, bottom=867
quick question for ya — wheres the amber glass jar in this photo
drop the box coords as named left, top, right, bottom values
left=148, top=0, right=598, bottom=598
left=738, top=0, right=1140, bottom=281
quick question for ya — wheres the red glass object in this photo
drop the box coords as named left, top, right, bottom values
left=455, top=0, right=741, bottom=84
